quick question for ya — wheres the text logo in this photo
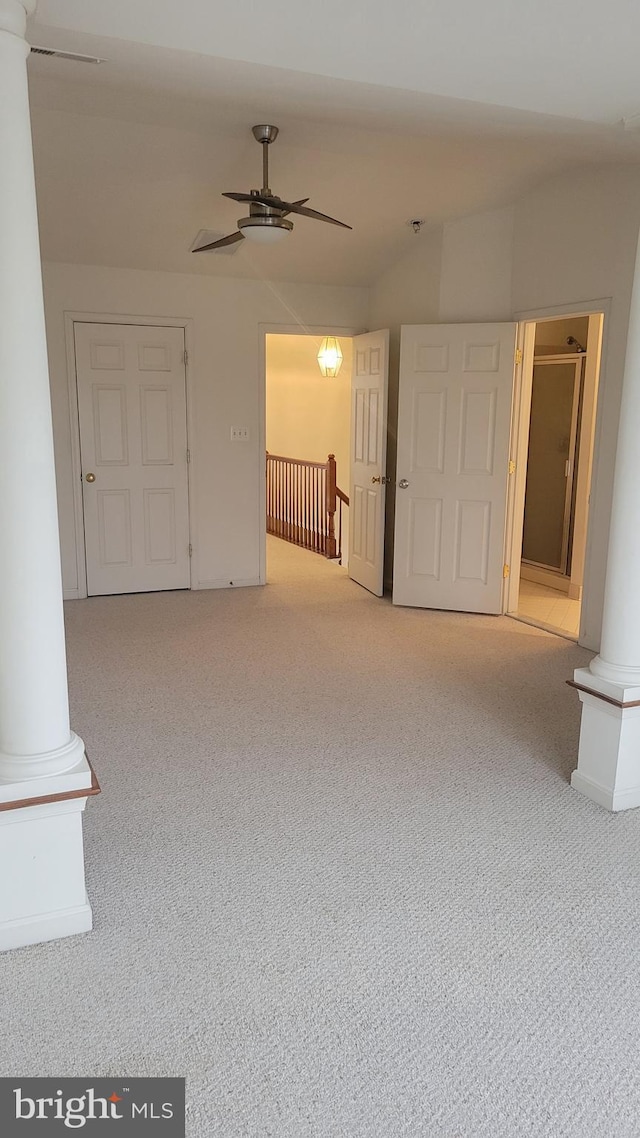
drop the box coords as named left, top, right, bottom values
left=0, top=1078, right=185, bottom=1135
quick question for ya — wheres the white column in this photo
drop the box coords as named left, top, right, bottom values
left=572, top=224, right=640, bottom=811
left=0, top=0, right=94, bottom=950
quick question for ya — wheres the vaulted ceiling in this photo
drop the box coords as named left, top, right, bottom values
left=26, top=0, right=640, bottom=286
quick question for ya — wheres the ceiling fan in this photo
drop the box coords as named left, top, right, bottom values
left=192, top=125, right=352, bottom=253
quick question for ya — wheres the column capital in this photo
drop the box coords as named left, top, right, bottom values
left=0, top=0, right=35, bottom=38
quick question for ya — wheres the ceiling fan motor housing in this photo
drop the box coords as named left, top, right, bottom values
left=238, top=214, right=293, bottom=234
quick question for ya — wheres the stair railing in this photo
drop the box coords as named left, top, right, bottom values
left=266, top=452, right=349, bottom=560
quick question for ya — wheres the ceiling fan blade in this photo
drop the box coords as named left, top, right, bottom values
left=281, top=198, right=309, bottom=217
left=276, top=201, right=352, bottom=229
left=222, top=192, right=257, bottom=204
left=222, top=192, right=351, bottom=229
left=193, top=231, right=245, bottom=252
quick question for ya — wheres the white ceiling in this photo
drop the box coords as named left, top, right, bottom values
left=25, top=2, right=640, bottom=286
left=29, top=0, right=640, bottom=124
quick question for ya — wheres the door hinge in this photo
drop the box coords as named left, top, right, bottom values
left=503, top=563, right=510, bottom=578
left=188, top=543, right=193, bottom=557
left=515, top=348, right=523, bottom=366
left=183, top=349, right=189, bottom=365
left=186, top=448, right=191, bottom=463
left=508, top=459, right=516, bottom=475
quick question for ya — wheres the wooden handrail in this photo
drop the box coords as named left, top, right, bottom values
left=266, top=452, right=327, bottom=469
left=266, top=451, right=348, bottom=560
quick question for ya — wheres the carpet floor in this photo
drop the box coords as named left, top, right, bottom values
left=3, top=536, right=640, bottom=1137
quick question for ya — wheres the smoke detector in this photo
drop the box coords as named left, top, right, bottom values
left=30, top=46, right=106, bottom=64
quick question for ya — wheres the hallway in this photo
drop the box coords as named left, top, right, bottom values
left=4, top=538, right=640, bottom=1136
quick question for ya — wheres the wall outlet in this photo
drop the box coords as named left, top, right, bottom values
left=230, top=426, right=250, bottom=442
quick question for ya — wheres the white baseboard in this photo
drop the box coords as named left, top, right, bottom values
left=63, top=587, right=82, bottom=601
left=0, top=899, right=92, bottom=953
left=194, top=577, right=263, bottom=590
left=571, top=769, right=640, bottom=813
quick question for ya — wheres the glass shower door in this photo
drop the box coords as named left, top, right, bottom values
left=522, top=358, right=582, bottom=575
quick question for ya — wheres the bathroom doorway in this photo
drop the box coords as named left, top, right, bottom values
left=509, top=311, right=604, bottom=640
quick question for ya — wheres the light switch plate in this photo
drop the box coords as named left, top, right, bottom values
left=231, top=426, right=250, bottom=441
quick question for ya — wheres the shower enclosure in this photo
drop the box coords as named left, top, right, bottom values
left=521, top=354, right=584, bottom=578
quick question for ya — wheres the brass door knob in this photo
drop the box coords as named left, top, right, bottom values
left=85, top=473, right=96, bottom=483
left=371, top=475, right=381, bottom=484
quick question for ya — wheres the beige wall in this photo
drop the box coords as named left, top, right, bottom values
left=45, top=162, right=640, bottom=648
left=513, top=164, right=640, bottom=649
left=534, top=315, right=589, bottom=354
left=266, top=334, right=351, bottom=494
left=365, top=166, right=640, bottom=649
left=439, top=205, right=514, bottom=322
left=43, top=261, right=369, bottom=594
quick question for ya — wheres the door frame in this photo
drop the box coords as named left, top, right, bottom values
left=258, top=322, right=362, bottom=584
left=503, top=298, right=610, bottom=636
left=64, top=311, right=196, bottom=599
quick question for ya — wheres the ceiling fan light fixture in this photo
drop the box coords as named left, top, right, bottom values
left=317, top=337, right=343, bottom=378
left=237, top=216, right=293, bottom=243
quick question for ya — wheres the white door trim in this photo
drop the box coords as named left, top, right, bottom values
left=258, top=322, right=363, bottom=586
left=504, top=298, right=610, bottom=630
left=64, top=311, right=196, bottom=599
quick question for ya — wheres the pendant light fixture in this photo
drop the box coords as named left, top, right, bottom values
left=317, top=336, right=343, bottom=377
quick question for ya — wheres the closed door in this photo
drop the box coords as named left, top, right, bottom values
left=349, top=329, right=389, bottom=596
left=75, top=322, right=191, bottom=596
left=393, top=322, right=517, bottom=613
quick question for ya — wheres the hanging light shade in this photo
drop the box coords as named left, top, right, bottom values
left=317, top=336, right=343, bottom=377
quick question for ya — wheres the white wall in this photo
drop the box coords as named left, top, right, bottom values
left=512, top=165, right=640, bottom=649
left=366, top=166, right=640, bottom=650
left=43, top=261, right=368, bottom=594
left=439, top=205, right=514, bottom=322
left=369, top=227, right=443, bottom=583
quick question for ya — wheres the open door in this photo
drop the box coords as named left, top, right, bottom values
left=349, top=329, right=389, bottom=596
left=392, top=322, right=517, bottom=613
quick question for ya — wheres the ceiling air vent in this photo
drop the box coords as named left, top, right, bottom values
left=30, top=46, right=105, bottom=64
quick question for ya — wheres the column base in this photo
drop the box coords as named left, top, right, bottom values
left=0, top=732, right=89, bottom=789
left=0, top=776, right=97, bottom=952
left=570, top=667, right=640, bottom=812
left=0, top=897, right=92, bottom=953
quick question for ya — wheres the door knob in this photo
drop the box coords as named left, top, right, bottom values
left=371, top=475, right=391, bottom=485
left=398, top=479, right=409, bottom=489
left=85, top=472, right=96, bottom=483
left=371, top=475, right=381, bottom=484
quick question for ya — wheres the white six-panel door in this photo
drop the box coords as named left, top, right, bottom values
left=392, top=323, right=517, bottom=614
left=349, top=330, right=389, bottom=596
left=74, top=322, right=191, bottom=596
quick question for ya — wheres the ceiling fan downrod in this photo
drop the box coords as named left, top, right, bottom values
left=252, top=124, right=279, bottom=195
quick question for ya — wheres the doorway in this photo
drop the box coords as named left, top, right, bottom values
left=264, top=332, right=353, bottom=576
left=509, top=312, right=603, bottom=640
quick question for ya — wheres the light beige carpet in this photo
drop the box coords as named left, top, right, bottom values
left=3, top=537, right=640, bottom=1137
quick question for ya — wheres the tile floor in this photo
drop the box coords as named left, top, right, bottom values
left=517, top=577, right=581, bottom=639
